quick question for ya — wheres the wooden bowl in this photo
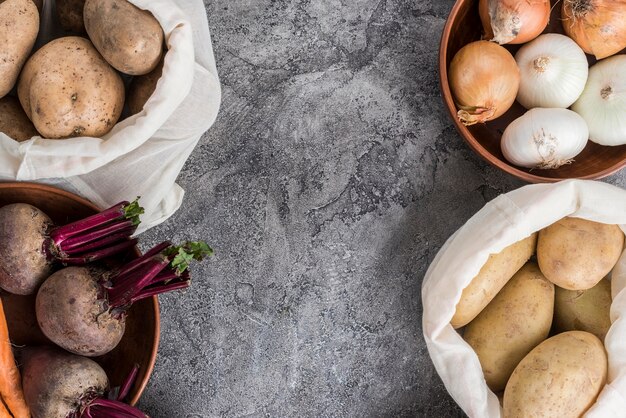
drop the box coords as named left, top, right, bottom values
left=440, top=0, right=626, bottom=183
left=0, top=182, right=159, bottom=406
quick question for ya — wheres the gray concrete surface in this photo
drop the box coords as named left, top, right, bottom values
left=136, top=1, right=626, bottom=417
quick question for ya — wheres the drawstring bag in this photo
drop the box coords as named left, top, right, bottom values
left=0, top=0, right=221, bottom=232
left=422, top=179, right=626, bottom=417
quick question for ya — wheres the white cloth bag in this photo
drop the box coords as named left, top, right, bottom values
left=422, top=179, right=626, bottom=417
left=0, top=0, right=221, bottom=232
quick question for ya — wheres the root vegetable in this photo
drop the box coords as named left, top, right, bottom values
left=0, top=299, right=30, bottom=418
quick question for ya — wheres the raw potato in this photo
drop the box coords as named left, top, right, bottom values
left=127, top=58, right=164, bottom=114
left=538, top=217, right=624, bottom=290
left=18, top=36, right=125, bottom=139
left=554, top=278, right=612, bottom=341
left=32, top=0, right=42, bottom=12
left=0, top=96, right=39, bottom=141
left=84, top=0, right=164, bottom=76
left=464, top=262, right=554, bottom=392
left=0, top=0, right=40, bottom=98
left=451, top=233, right=537, bottom=328
left=503, top=331, right=607, bottom=418
left=56, top=0, right=86, bottom=33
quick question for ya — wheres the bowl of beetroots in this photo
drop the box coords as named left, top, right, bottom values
left=0, top=182, right=159, bottom=406
left=440, top=0, right=626, bottom=183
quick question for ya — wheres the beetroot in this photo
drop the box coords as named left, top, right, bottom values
left=22, top=346, right=148, bottom=418
left=36, top=241, right=212, bottom=356
left=0, top=200, right=143, bottom=295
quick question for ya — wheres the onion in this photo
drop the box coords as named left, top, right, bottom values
left=515, top=34, right=588, bottom=109
left=449, top=40, right=520, bottom=126
left=572, top=55, right=626, bottom=146
left=562, top=0, right=626, bottom=59
left=479, top=0, right=551, bottom=45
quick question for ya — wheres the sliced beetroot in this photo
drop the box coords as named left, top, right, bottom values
left=0, top=200, right=143, bottom=295
left=36, top=241, right=212, bottom=356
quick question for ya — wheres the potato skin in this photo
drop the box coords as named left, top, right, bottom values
left=0, top=0, right=40, bottom=98
left=56, top=0, right=86, bottom=33
left=22, top=346, right=108, bottom=418
left=0, top=203, right=52, bottom=295
left=0, top=96, right=39, bottom=141
left=18, top=36, right=125, bottom=139
left=128, top=58, right=164, bottom=115
left=503, top=331, right=607, bottom=418
left=554, top=278, right=612, bottom=341
left=36, top=266, right=125, bottom=356
left=84, top=0, right=164, bottom=76
left=464, top=262, right=554, bottom=392
left=451, top=233, right=537, bottom=328
left=538, top=217, right=624, bottom=290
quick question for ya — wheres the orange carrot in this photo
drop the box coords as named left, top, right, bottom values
left=0, top=398, right=11, bottom=418
left=0, top=299, right=30, bottom=418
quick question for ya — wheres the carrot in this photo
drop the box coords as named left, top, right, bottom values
left=0, top=398, right=11, bottom=418
left=0, top=299, right=30, bottom=418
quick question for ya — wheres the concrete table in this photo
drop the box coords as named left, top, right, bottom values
left=138, top=1, right=626, bottom=416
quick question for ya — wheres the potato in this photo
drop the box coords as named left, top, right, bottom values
left=554, top=278, right=612, bottom=341
left=0, top=96, right=39, bottom=141
left=18, top=36, right=125, bottom=139
left=84, top=0, right=164, bottom=76
left=0, top=0, right=39, bottom=98
left=127, top=58, right=164, bottom=115
left=32, top=0, right=42, bottom=12
left=56, top=0, right=86, bottom=33
left=503, top=331, right=607, bottom=418
left=464, top=262, right=554, bottom=392
left=538, top=217, right=624, bottom=290
left=451, top=233, right=537, bottom=328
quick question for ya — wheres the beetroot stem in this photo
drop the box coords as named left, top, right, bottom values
left=59, top=220, right=137, bottom=252
left=59, top=239, right=138, bottom=265
left=62, top=230, right=137, bottom=256
left=117, top=364, right=140, bottom=402
left=82, top=398, right=148, bottom=418
left=132, top=281, right=190, bottom=303
left=50, top=202, right=129, bottom=244
left=115, top=241, right=172, bottom=279
left=107, top=259, right=170, bottom=308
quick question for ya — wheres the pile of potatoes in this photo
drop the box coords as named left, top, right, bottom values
left=453, top=217, right=625, bottom=417
left=0, top=0, right=165, bottom=141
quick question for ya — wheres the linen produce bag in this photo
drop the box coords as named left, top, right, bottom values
left=0, top=0, right=221, bottom=232
left=422, top=180, right=626, bottom=417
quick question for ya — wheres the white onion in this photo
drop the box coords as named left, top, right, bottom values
left=515, top=34, right=588, bottom=109
left=501, top=108, right=589, bottom=169
left=572, top=55, right=626, bottom=146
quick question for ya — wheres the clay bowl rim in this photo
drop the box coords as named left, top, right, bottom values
left=0, top=181, right=160, bottom=406
left=438, top=0, right=626, bottom=184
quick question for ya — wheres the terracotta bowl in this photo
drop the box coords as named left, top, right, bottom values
left=440, top=0, right=626, bottom=183
left=0, top=182, right=159, bottom=406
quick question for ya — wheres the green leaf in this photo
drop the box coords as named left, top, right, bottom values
left=123, top=198, right=145, bottom=226
left=165, top=241, right=213, bottom=273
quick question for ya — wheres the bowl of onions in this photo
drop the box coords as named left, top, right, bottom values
left=440, top=0, right=626, bottom=183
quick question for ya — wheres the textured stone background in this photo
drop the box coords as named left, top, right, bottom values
left=137, top=1, right=625, bottom=417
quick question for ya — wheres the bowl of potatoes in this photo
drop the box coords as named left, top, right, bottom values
left=422, top=180, right=626, bottom=417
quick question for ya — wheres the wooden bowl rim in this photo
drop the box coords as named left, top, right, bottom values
left=0, top=181, right=160, bottom=406
left=438, top=0, right=626, bottom=183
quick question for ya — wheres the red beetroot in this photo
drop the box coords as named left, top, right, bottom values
left=36, top=241, right=212, bottom=356
left=0, top=200, right=143, bottom=295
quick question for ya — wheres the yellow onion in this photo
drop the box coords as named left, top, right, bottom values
left=479, top=0, right=551, bottom=45
left=562, top=0, right=626, bottom=59
left=449, top=41, right=520, bottom=126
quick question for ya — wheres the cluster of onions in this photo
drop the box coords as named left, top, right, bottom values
left=448, top=0, right=626, bottom=170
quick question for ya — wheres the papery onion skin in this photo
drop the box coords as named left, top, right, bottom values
left=449, top=40, right=520, bottom=126
left=479, top=0, right=551, bottom=45
left=515, top=34, right=588, bottom=109
left=562, top=0, right=626, bottom=59
left=572, top=55, right=626, bottom=146
left=501, top=108, right=589, bottom=169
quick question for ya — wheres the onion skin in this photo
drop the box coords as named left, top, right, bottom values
left=562, top=0, right=626, bottom=59
left=479, top=0, right=551, bottom=45
left=449, top=41, right=520, bottom=126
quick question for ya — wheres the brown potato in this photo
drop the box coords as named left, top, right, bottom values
left=18, top=36, right=125, bottom=139
left=538, top=217, right=624, bottom=290
left=554, top=278, right=612, bottom=341
left=464, top=262, right=554, bottom=392
left=84, top=0, right=164, bottom=76
left=0, top=96, right=39, bottom=141
left=127, top=58, right=164, bottom=115
left=56, top=0, right=86, bottom=33
left=503, top=331, right=607, bottom=418
left=0, top=0, right=40, bottom=98
left=451, top=233, right=537, bottom=328
left=32, top=0, right=42, bottom=12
